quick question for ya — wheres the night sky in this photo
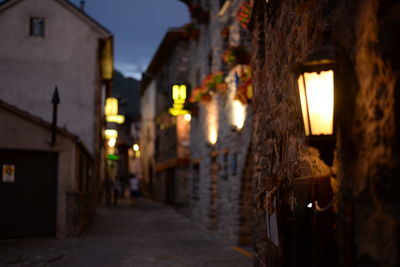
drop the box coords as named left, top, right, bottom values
left=69, top=0, right=190, bottom=80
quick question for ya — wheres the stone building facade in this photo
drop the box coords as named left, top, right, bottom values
left=182, top=0, right=254, bottom=246
left=0, top=101, right=94, bottom=238
left=250, top=0, right=400, bottom=266
left=140, top=29, right=190, bottom=206
left=0, top=0, right=114, bottom=207
left=0, top=0, right=113, bottom=238
left=0, top=0, right=113, bottom=156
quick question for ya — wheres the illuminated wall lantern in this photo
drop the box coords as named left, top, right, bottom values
left=104, top=129, right=118, bottom=139
left=108, top=137, right=116, bottom=148
left=133, top=144, right=140, bottom=158
left=209, top=130, right=218, bottom=145
left=133, top=144, right=139, bottom=152
left=206, top=99, right=218, bottom=146
left=231, top=100, right=246, bottom=130
left=295, top=58, right=336, bottom=165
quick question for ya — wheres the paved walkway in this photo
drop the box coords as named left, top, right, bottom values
left=0, top=200, right=253, bottom=267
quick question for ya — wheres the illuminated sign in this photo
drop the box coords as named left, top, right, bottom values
left=105, top=97, right=125, bottom=124
left=169, top=85, right=189, bottom=116
left=105, top=97, right=118, bottom=116
left=104, top=129, right=118, bottom=139
left=106, top=115, right=125, bottom=124
left=107, top=154, right=119, bottom=160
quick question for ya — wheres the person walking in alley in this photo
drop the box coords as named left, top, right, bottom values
left=128, top=174, right=140, bottom=205
left=104, top=176, right=113, bottom=205
left=113, top=178, right=121, bottom=206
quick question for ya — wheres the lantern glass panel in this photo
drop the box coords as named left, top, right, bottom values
left=299, top=70, right=334, bottom=136
left=297, top=74, right=311, bottom=136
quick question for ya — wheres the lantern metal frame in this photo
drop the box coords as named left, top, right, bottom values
left=294, top=59, right=336, bottom=165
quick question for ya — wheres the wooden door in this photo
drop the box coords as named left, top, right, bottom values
left=0, top=150, right=58, bottom=239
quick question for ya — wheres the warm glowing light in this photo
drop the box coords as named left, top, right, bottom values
left=105, top=97, right=118, bottom=116
left=307, top=203, right=313, bottom=208
left=169, top=108, right=189, bottom=116
left=207, top=100, right=218, bottom=145
left=107, top=146, right=116, bottom=155
left=135, top=151, right=141, bottom=158
left=104, top=129, right=118, bottom=139
left=209, top=131, right=217, bottom=145
left=108, top=137, right=116, bottom=148
left=232, top=100, right=246, bottom=130
left=184, top=113, right=191, bottom=122
left=106, top=114, right=125, bottom=124
left=298, top=70, right=334, bottom=136
left=133, top=144, right=140, bottom=152
left=172, top=85, right=187, bottom=102
left=169, top=85, right=189, bottom=116
left=100, top=38, right=113, bottom=80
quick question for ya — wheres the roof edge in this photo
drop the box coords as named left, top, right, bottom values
left=0, top=0, right=112, bottom=37
left=0, top=99, right=93, bottom=159
left=140, top=28, right=185, bottom=94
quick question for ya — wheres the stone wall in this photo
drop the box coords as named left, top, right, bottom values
left=186, top=0, right=254, bottom=245
left=251, top=0, right=400, bottom=266
left=151, top=35, right=190, bottom=206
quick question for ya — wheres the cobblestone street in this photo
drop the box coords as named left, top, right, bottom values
left=0, top=200, right=253, bottom=267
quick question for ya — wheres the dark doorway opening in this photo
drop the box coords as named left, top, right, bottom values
left=0, top=150, right=58, bottom=239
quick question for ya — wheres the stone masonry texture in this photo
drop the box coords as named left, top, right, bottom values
left=251, top=0, right=400, bottom=266
left=0, top=201, right=252, bottom=267
left=186, top=0, right=254, bottom=246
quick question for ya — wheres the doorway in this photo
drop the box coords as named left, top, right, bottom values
left=0, top=150, right=58, bottom=239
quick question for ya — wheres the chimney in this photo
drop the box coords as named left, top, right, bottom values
left=80, top=0, right=85, bottom=11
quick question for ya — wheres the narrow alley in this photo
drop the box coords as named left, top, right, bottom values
left=1, top=0, right=400, bottom=266
left=0, top=200, right=253, bottom=267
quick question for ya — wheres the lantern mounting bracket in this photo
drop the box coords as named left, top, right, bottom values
left=306, top=135, right=335, bottom=166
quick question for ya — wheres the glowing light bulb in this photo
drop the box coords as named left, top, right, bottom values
left=108, top=137, right=116, bottom=148
left=232, top=100, right=246, bottom=130
left=184, top=113, right=191, bottom=122
left=133, top=144, right=140, bottom=152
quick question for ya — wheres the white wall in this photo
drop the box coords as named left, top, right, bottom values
left=140, top=80, right=156, bottom=187
left=0, top=0, right=108, bottom=154
left=0, top=106, right=77, bottom=237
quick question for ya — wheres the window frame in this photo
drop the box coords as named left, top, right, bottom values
left=29, top=17, right=45, bottom=37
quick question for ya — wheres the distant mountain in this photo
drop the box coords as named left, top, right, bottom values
left=112, top=70, right=140, bottom=120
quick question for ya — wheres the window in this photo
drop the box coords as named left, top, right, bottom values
left=30, top=18, right=45, bottom=36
